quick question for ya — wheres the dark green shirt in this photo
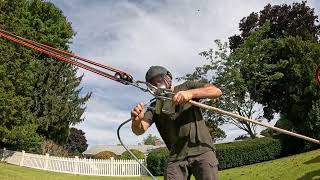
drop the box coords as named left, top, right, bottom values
left=145, top=81, right=216, bottom=161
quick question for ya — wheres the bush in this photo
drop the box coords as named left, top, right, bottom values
left=120, top=149, right=145, bottom=160
left=146, top=137, right=282, bottom=175
left=273, top=134, right=320, bottom=156
left=41, top=140, right=69, bottom=157
left=146, top=147, right=169, bottom=176
left=94, top=151, right=118, bottom=159
left=216, top=137, right=282, bottom=169
left=273, top=134, right=305, bottom=156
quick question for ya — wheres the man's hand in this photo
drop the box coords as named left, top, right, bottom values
left=131, top=102, right=145, bottom=122
left=131, top=102, right=150, bottom=135
left=173, top=91, right=193, bottom=105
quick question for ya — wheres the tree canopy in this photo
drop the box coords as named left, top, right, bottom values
left=229, top=1, right=319, bottom=51
left=65, top=128, right=88, bottom=155
left=183, top=1, right=320, bottom=141
left=228, top=2, right=320, bottom=139
left=0, top=0, right=90, bottom=152
left=143, top=134, right=160, bottom=146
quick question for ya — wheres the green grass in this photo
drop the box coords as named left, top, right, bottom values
left=1, top=149, right=319, bottom=180
left=219, top=149, right=320, bottom=180
left=0, top=163, right=158, bottom=180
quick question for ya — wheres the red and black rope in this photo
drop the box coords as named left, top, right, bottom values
left=0, top=29, right=133, bottom=84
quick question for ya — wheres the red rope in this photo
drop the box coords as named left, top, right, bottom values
left=0, top=29, right=133, bottom=84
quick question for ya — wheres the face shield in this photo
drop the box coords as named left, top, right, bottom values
left=149, top=74, right=175, bottom=115
left=149, top=74, right=172, bottom=90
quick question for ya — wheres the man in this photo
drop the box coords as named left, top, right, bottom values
left=131, top=66, right=222, bottom=180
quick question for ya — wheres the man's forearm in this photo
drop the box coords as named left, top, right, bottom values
left=188, top=85, right=222, bottom=99
left=131, top=118, right=149, bottom=135
left=132, top=120, right=144, bottom=135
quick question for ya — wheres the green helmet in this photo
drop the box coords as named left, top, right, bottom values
left=145, top=66, right=172, bottom=83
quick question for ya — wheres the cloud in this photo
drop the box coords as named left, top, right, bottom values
left=50, top=0, right=316, bottom=146
left=73, top=87, right=160, bottom=145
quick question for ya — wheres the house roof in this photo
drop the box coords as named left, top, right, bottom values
left=83, top=144, right=166, bottom=155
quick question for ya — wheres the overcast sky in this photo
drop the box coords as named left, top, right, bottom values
left=50, top=0, right=320, bottom=147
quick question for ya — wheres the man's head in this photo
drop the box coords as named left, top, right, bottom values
left=145, top=66, right=172, bottom=89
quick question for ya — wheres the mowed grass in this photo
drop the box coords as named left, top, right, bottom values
left=219, top=149, right=320, bottom=180
left=0, top=163, right=158, bottom=180
left=1, top=149, right=319, bottom=180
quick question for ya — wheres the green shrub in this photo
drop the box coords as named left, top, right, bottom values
left=94, top=151, right=118, bottom=159
left=120, top=149, right=145, bottom=160
left=146, top=147, right=169, bottom=176
left=216, top=137, right=282, bottom=169
left=273, top=134, right=305, bottom=156
left=146, top=137, right=282, bottom=175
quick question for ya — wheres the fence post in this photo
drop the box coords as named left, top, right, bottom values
left=1, top=148, right=6, bottom=161
left=73, top=156, right=79, bottom=175
left=110, top=157, right=114, bottom=176
left=19, top=150, right=25, bottom=166
left=44, top=153, right=49, bottom=170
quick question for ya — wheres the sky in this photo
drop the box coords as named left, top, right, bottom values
left=49, top=0, right=320, bottom=147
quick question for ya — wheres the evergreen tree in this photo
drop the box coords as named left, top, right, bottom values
left=0, top=0, right=90, bottom=151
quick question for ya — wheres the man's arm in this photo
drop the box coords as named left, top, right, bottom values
left=173, top=84, right=222, bottom=104
left=131, top=102, right=152, bottom=135
left=187, top=84, right=222, bottom=99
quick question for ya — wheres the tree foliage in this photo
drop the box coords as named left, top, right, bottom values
left=182, top=1, right=320, bottom=140
left=64, top=128, right=88, bottom=155
left=205, top=119, right=226, bottom=142
left=146, top=147, right=169, bottom=176
left=0, top=0, right=90, bottom=151
left=228, top=1, right=320, bottom=139
left=180, top=40, right=263, bottom=139
left=306, top=99, right=320, bottom=139
left=143, top=134, right=159, bottom=146
left=120, top=149, right=145, bottom=160
left=229, top=1, right=319, bottom=51
left=94, top=151, right=118, bottom=159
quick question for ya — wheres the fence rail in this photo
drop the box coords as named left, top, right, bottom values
left=0, top=148, right=146, bottom=176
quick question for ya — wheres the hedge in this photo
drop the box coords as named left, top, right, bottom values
left=146, top=137, right=282, bottom=175
left=146, top=147, right=169, bottom=176
left=216, top=137, right=282, bottom=169
left=120, top=149, right=145, bottom=160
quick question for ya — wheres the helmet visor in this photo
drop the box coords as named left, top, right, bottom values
left=149, top=74, right=172, bottom=89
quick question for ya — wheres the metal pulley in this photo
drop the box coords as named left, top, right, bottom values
left=114, top=72, right=133, bottom=84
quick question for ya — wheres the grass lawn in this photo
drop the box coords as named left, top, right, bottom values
left=0, top=162, right=155, bottom=180
left=1, top=149, right=319, bottom=180
left=219, top=149, right=320, bottom=180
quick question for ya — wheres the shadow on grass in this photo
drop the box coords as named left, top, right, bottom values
left=304, top=156, right=320, bottom=164
left=296, top=169, right=320, bottom=180
left=296, top=156, right=320, bottom=180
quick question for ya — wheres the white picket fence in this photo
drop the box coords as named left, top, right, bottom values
left=0, top=148, right=146, bottom=176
